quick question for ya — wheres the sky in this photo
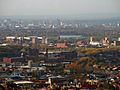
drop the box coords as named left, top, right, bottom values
left=0, top=0, right=120, bottom=19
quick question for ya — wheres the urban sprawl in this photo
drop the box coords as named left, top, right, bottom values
left=0, top=18, right=120, bottom=90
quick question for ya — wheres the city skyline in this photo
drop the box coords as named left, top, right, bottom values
left=0, top=0, right=120, bottom=19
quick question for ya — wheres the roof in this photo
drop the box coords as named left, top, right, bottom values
left=14, top=81, right=33, bottom=84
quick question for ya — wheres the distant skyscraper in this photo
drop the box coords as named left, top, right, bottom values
left=57, top=18, right=63, bottom=26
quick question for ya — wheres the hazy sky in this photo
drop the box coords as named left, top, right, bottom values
left=0, top=0, right=120, bottom=18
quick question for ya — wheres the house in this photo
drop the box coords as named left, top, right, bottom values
left=56, top=43, right=68, bottom=48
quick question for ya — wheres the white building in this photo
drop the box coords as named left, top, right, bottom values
left=89, top=41, right=101, bottom=46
